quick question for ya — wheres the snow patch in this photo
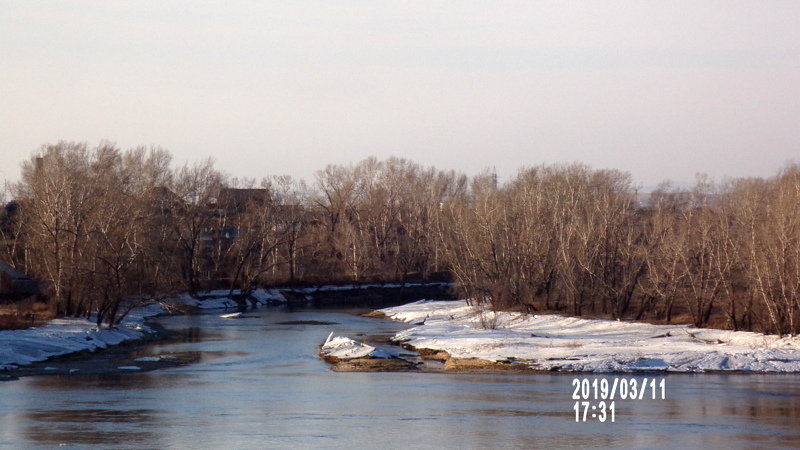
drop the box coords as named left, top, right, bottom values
left=320, top=336, right=395, bottom=360
left=379, top=300, right=800, bottom=373
left=250, top=288, right=288, bottom=305
left=0, top=301, right=167, bottom=370
left=195, top=297, right=237, bottom=309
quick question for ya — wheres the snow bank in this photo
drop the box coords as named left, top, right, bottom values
left=250, top=288, right=287, bottom=305
left=320, top=334, right=395, bottom=360
left=0, top=302, right=167, bottom=371
left=174, top=289, right=287, bottom=309
left=177, top=295, right=238, bottom=310
left=0, top=288, right=283, bottom=371
left=379, top=300, right=800, bottom=373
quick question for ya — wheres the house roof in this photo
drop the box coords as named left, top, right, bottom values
left=217, top=188, right=271, bottom=211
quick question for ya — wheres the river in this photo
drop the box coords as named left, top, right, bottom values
left=2, top=305, right=800, bottom=448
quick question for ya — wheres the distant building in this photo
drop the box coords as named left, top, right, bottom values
left=215, top=188, right=271, bottom=216
left=0, top=261, right=39, bottom=302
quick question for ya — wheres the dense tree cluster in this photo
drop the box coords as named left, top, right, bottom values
left=0, top=143, right=463, bottom=326
left=440, top=165, right=800, bottom=336
left=1, top=141, right=799, bottom=335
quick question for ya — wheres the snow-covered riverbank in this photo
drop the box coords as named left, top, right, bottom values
left=1, top=283, right=450, bottom=373
left=0, top=302, right=165, bottom=372
left=379, top=300, right=800, bottom=373
left=0, top=288, right=288, bottom=372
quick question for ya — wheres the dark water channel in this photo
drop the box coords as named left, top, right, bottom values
left=2, top=306, right=800, bottom=448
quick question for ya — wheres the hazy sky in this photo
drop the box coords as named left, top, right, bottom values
left=2, top=1, right=798, bottom=187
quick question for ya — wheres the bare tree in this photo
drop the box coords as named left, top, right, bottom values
left=16, top=143, right=96, bottom=317
left=734, top=168, right=800, bottom=335
left=170, top=159, right=226, bottom=293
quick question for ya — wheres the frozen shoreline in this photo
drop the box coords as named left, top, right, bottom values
left=379, top=300, right=800, bottom=373
left=0, top=288, right=288, bottom=372
left=0, top=283, right=448, bottom=372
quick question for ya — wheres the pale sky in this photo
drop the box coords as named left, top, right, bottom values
left=1, top=1, right=798, bottom=188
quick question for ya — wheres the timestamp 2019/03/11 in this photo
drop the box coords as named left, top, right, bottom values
left=571, top=377, right=667, bottom=422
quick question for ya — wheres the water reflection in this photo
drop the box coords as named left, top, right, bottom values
left=23, top=408, right=164, bottom=446
left=1, top=374, right=166, bottom=448
left=27, top=407, right=162, bottom=424
left=181, top=326, right=204, bottom=343
left=28, top=372, right=161, bottom=391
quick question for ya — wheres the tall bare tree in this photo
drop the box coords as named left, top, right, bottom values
left=170, top=159, right=226, bottom=294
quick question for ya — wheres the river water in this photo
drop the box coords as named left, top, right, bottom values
left=2, top=306, right=800, bottom=449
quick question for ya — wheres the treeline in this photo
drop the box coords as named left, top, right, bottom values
left=439, top=165, right=800, bottom=336
left=0, top=142, right=465, bottom=326
left=1, top=141, right=798, bottom=335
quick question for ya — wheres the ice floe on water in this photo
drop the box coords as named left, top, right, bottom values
left=134, top=356, right=162, bottom=362
left=320, top=334, right=395, bottom=360
left=379, top=300, right=800, bottom=373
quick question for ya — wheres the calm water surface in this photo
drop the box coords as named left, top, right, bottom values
left=2, top=307, right=800, bottom=449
